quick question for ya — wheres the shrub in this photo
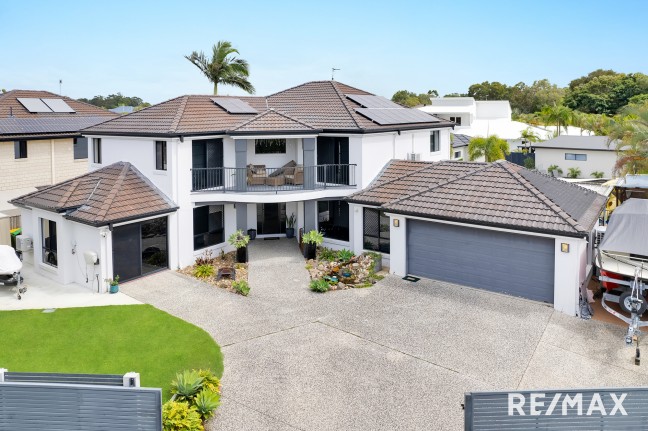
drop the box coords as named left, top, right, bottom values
left=302, top=230, right=324, bottom=246
left=162, top=400, right=203, bottom=431
left=317, top=247, right=337, bottom=261
left=194, top=250, right=213, bottom=266
left=228, top=230, right=250, bottom=249
left=232, top=280, right=250, bottom=296
left=591, top=171, right=604, bottom=179
left=523, top=157, right=535, bottom=169
left=310, top=278, right=330, bottom=293
left=170, top=370, right=204, bottom=402
left=567, top=167, right=581, bottom=179
left=547, top=165, right=563, bottom=177
left=193, top=264, right=214, bottom=279
left=193, top=389, right=220, bottom=421
left=336, top=249, right=355, bottom=262
left=197, top=369, right=221, bottom=394
left=305, top=264, right=312, bottom=270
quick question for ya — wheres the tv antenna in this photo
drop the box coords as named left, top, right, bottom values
left=331, top=68, right=340, bottom=81
left=59, top=79, right=62, bottom=95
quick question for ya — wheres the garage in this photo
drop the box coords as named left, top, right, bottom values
left=113, top=216, right=169, bottom=282
left=406, top=220, right=555, bottom=303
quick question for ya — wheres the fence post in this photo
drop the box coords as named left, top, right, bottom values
left=123, top=372, right=140, bottom=388
left=0, top=368, right=7, bottom=382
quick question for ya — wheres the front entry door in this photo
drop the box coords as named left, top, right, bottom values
left=112, top=216, right=169, bottom=283
left=257, top=203, right=286, bottom=235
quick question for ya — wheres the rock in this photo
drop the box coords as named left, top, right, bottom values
left=338, top=282, right=346, bottom=289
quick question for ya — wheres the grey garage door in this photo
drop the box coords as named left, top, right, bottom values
left=407, top=220, right=555, bottom=303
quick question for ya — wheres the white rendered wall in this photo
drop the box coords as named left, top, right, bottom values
left=246, top=138, right=300, bottom=167
left=534, top=148, right=617, bottom=178
left=475, top=101, right=512, bottom=120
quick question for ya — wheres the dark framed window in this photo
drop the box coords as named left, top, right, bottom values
left=41, top=218, right=57, bottom=267
left=92, top=138, right=102, bottom=163
left=317, top=200, right=349, bottom=242
left=363, top=208, right=390, bottom=253
left=155, top=141, right=167, bottom=170
left=450, top=116, right=462, bottom=126
left=565, top=153, right=587, bottom=161
left=255, top=139, right=286, bottom=154
left=14, top=140, right=27, bottom=159
left=73, top=137, right=88, bottom=159
left=430, top=131, right=440, bottom=152
left=193, top=205, right=225, bottom=250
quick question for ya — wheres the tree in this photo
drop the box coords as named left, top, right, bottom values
left=547, top=165, right=563, bottom=177
left=467, top=135, right=510, bottom=162
left=467, top=81, right=510, bottom=100
left=519, top=128, right=540, bottom=143
left=607, top=102, right=648, bottom=175
left=540, top=103, right=572, bottom=135
left=568, top=69, right=618, bottom=90
left=78, top=93, right=149, bottom=110
left=391, top=90, right=436, bottom=107
left=567, top=167, right=581, bottom=178
left=564, top=72, right=648, bottom=115
left=185, top=40, right=255, bottom=95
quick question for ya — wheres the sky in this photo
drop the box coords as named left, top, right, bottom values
left=1, top=0, right=647, bottom=104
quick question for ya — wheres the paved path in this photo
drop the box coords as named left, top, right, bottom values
left=121, top=238, right=648, bottom=431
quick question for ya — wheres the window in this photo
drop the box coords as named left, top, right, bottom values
left=14, top=140, right=27, bottom=159
left=193, top=205, right=224, bottom=250
left=363, top=208, right=390, bottom=253
left=73, top=137, right=88, bottom=159
left=430, top=131, right=440, bottom=152
left=317, top=200, right=349, bottom=241
left=450, top=116, right=462, bottom=126
left=565, top=153, right=587, bottom=161
left=255, top=139, right=286, bottom=154
left=41, top=219, right=57, bottom=267
left=454, top=150, right=462, bottom=159
left=155, top=141, right=167, bottom=170
left=92, top=138, right=102, bottom=163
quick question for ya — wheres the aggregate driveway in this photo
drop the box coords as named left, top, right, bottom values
left=121, top=239, right=648, bottom=431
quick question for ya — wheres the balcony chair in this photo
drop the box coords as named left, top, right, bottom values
left=285, top=166, right=303, bottom=185
left=247, top=164, right=267, bottom=186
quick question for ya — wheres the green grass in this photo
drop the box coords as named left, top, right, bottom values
left=0, top=304, right=223, bottom=399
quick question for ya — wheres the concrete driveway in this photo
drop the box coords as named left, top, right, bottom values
left=121, top=239, right=648, bottom=431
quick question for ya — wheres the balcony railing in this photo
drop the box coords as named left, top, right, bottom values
left=192, top=164, right=357, bottom=192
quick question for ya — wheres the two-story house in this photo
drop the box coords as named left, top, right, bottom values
left=10, top=81, right=453, bottom=289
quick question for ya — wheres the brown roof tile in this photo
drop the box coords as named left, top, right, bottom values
left=10, top=162, right=177, bottom=226
left=347, top=160, right=607, bottom=237
left=0, top=90, right=116, bottom=118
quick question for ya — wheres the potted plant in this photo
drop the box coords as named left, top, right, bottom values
left=247, top=229, right=257, bottom=240
left=107, top=275, right=120, bottom=294
left=368, top=251, right=382, bottom=272
left=229, top=229, right=250, bottom=263
left=302, top=230, right=323, bottom=260
left=285, top=213, right=296, bottom=238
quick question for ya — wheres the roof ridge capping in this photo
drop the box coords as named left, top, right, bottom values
left=232, top=108, right=316, bottom=131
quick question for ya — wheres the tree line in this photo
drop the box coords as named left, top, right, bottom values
left=78, top=93, right=151, bottom=110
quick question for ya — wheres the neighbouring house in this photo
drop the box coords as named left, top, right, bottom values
left=0, top=90, right=116, bottom=199
left=346, top=159, right=607, bottom=316
left=450, top=133, right=471, bottom=161
left=11, top=81, right=453, bottom=287
left=531, top=135, right=618, bottom=179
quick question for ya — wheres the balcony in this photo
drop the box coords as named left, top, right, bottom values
left=191, top=164, right=357, bottom=193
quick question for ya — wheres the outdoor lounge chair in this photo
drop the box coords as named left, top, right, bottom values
left=285, top=166, right=303, bottom=185
left=247, top=164, right=267, bottom=185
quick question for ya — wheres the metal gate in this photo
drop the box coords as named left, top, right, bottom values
left=406, top=220, right=555, bottom=303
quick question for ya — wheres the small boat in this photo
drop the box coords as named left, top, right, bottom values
left=0, top=244, right=26, bottom=299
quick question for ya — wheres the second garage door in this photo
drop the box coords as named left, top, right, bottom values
left=406, top=220, right=555, bottom=303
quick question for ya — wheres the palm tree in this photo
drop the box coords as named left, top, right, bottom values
left=607, top=102, right=648, bottom=175
left=468, top=135, right=510, bottom=162
left=185, top=41, right=255, bottom=95
left=540, top=103, right=572, bottom=136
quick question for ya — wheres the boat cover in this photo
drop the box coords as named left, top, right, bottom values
left=599, top=198, right=648, bottom=256
left=0, top=245, right=22, bottom=274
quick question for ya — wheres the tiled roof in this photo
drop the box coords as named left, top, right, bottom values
left=10, top=162, right=177, bottom=227
left=451, top=133, right=471, bottom=148
left=347, top=160, right=607, bottom=237
left=0, top=90, right=116, bottom=139
left=84, top=81, right=453, bottom=136
left=232, top=109, right=315, bottom=133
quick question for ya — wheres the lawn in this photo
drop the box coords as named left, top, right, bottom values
left=0, top=304, right=223, bottom=399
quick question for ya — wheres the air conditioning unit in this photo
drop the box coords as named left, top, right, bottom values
left=16, top=235, right=32, bottom=251
left=594, top=225, right=606, bottom=248
left=407, top=153, right=421, bottom=161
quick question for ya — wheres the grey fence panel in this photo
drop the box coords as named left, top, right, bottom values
left=5, top=372, right=124, bottom=386
left=0, top=382, right=162, bottom=431
left=465, top=387, right=648, bottom=430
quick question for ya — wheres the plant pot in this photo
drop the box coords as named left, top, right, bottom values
left=247, top=229, right=257, bottom=240
left=286, top=228, right=295, bottom=239
left=109, top=284, right=119, bottom=294
left=236, top=246, right=248, bottom=263
left=303, top=243, right=317, bottom=260
left=373, top=258, right=382, bottom=273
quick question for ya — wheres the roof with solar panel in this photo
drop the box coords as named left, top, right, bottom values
left=84, top=81, right=453, bottom=137
left=0, top=90, right=116, bottom=141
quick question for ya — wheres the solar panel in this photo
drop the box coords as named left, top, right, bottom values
left=345, top=94, right=402, bottom=109
left=355, top=108, right=440, bottom=125
left=211, top=98, right=258, bottom=114
left=16, top=98, right=53, bottom=113
left=42, top=98, right=75, bottom=113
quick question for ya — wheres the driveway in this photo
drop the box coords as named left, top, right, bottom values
left=121, top=239, right=648, bottom=431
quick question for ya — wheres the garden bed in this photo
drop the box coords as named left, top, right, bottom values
left=306, top=247, right=385, bottom=292
left=180, top=250, right=250, bottom=296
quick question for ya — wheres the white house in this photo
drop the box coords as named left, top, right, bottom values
left=532, top=135, right=618, bottom=179
left=346, top=159, right=607, bottom=316
left=11, top=81, right=453, bottom=289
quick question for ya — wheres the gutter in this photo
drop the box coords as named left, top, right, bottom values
left=64, top=206, right=179, bottom=228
